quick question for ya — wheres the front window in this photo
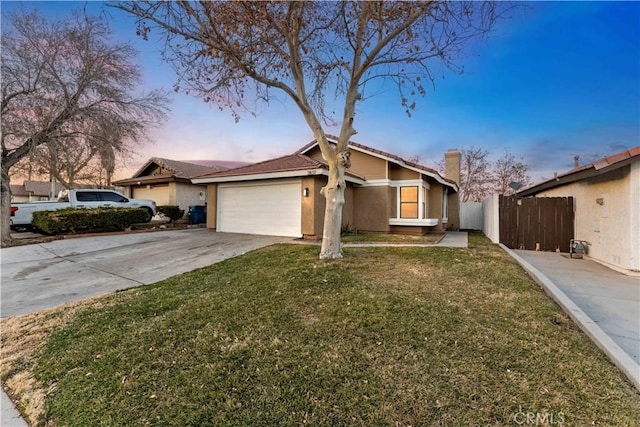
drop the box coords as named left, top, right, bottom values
left=400, top=186, right=418, bottom=218
left=390, top=179, right=438, bottom=227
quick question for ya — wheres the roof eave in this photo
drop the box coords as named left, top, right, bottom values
left=192, top=168, right=366, bottom=185
left=518, top=156, right=638, bottom=197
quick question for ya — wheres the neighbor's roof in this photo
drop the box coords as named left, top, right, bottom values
left=113, top=157, right=228, bottom=185
left=517, top=146, right=640, bottom=197
left=192, top=153, right=365, bottom=184
left=296, top=135, right=458, bottom=191
left=11, top=181, right=65, bottom=197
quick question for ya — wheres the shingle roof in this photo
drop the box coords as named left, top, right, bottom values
left=10, top=184, right=28, bottom=197
left=144, top=158, right=227, bottom=179
left=518, top=146, right=640, bottom=196
left=194, top=136, right=456, bottom=189
left=24, top=180, right=66, bottom=195
left=184, top=160, right=251, bottom=169
left=113, top=158, right=228, bottom=185
left=195, top=154, right=328, bottom=179
left=11, top=181, right=65, bottom=197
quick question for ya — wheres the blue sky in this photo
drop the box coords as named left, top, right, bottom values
left=2, top=1, right=639, bottom=182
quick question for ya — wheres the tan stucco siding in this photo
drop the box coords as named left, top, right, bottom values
left=428, top=184, right=444, bottom=232
left=174, top=182, right=207, bottom=218
left=343, top=186, right=354, bottom=230
left=536, top=164, right=638, bottom=272
left=353, top=186, right=392, bottom=232
left=447, top=190, right=460, bottom=231
left=206, top=183, right=217, bottom=230
left=301, top=176, right=354, bottom=238
left=389, top=163, right=419, bottom=180
left=301, top=176, right=320, bottom=237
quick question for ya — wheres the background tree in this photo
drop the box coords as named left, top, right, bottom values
left=459, top=147, right=493, bottom=202
left=1, top=8, right=169, bottom=245
left=22, top=118, right=132, bottom=189
left=117, top=1, right=506, bottom=258
left=492, top=149, right=530, bottom=196
left=438, top=147, right=531, bottom=202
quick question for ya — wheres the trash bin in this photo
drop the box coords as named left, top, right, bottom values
left=188, top=205, right=206, bottom=224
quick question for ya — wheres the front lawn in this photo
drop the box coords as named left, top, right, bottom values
left=1, top=234, right=638, bottom=425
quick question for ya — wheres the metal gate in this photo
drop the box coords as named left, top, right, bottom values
left=499, top=195, right=574, bottom=252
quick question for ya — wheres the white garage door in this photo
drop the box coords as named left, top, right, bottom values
left=217, top=180, right=302, bottom=237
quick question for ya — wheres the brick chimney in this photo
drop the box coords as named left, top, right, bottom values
left=444, top=149, right=461, bottom=185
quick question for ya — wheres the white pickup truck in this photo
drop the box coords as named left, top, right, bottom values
left=10, top=189, right=157, bottom=230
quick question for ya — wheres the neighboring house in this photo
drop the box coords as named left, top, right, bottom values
left=192, top=137, right=461, bottom=239
left=517, top=146, right=640, bottom=274
left=10, top=180, right=66, bottom=202
left=113, top=158, right=228, bottom=216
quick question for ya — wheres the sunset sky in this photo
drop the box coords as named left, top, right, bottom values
left=2, top=1, right=639, bottom=183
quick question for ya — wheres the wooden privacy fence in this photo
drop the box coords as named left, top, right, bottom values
left=499, top=195, right=574, bottom=252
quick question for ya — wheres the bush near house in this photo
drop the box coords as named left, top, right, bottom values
left=33, top=208, right=149, bottom=234
left=156, top=205, right=185, bottom=222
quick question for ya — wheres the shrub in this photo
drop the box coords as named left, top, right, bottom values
left=156, top=205, right=185, bottom=222
left=33, top=207, right=149, bottom=235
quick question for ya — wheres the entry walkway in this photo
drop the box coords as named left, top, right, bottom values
left=506, top=248, right=640, bottom=390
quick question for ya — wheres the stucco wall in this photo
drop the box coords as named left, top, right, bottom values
left=173, top=182, right=207, bottom=218
left=353, top=186, right=392, bottom=232
left=536, top=164, right=639, bottom=273
left=205, top=183, right=217, bottom=230
left=447, top=189, right=460, bottom=231
left=428, top=184, right=444, bottom=232
left=301, top=176, right=321, bottom=237
left=301, top=176, right=355, bottom=238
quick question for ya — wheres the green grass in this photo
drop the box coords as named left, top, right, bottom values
left=4, top=233, right=639, bottom=426
left=341, top=232, right=442, bottom=243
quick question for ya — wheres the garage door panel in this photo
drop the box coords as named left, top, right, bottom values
left=218, top=181, right=301, bottom=237
left=132, top=186, right=169, bottom=206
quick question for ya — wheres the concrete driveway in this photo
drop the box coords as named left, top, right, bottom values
left=508, top=249, right=640, bottom=390
left=1, top=229, right=286, bottom=317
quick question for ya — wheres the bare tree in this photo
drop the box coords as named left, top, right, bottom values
left=24, top=117, right=133, bottom=188
left=1, top=8, right=169, bottom=245
left=438, top=147, right=531, bottom=201
left=459, top=147, right=493, bottom=202
left=117, top=1, right=506, bottom=258
left=493, top=149, right=530, bottom=196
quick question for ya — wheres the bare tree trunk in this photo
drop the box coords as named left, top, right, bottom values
left=319, top=162, right=346, bottom=259
left=1, top=164, right=13, bottom=245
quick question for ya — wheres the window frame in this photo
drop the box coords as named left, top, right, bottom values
left=393, top=179, right=430, bottom=220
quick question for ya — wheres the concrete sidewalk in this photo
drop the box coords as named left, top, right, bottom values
left=506, top=247, right=640, bottom=391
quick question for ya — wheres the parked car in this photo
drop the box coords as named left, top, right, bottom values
left=10, top=189, right=157, bottom=231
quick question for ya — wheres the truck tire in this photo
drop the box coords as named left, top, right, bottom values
left=143, top=207, right=154, bottom=223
